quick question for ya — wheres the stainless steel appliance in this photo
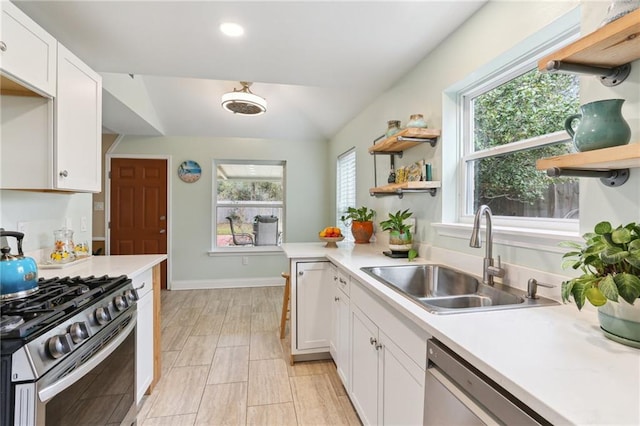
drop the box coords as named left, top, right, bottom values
left=1, top=275, right=138, bottom=426
left=424, top=339, right=550, bottom=425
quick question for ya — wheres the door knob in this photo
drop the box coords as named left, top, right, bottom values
left=0, top=41, right=7, bottom=52
left=159, top=229, right=166, bottom=234
left=59, top=170, right=69, bottom=178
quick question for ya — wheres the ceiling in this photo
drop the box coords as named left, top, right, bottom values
left=14, top=1, right=486, bottom=142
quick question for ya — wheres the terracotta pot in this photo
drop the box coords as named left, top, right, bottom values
left=351, top=221, right=373, bottom=244
left=388, top=230, right=412, bottom=252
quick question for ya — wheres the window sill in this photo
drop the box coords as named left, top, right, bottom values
left=208, top=246, right=284, bottom=256
left=432, top=222, right=581, bottom=254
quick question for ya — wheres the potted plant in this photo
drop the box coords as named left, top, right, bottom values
left=341, top=206, right=375, bottom=244
left=379, top=209, right=413, bottom=252
left=561, top=221, right=640, bottom=347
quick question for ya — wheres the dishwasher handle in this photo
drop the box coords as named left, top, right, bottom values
left=426, top=339, right=549, bottom=426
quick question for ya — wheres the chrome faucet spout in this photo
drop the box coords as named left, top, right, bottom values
left=469, top=205, right=502, bottom=285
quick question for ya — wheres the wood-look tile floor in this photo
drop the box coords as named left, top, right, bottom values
left=137, top=287, right=362, bottom=426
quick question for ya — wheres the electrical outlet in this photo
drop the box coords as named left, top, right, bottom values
left=80, top=217, right=88, bottom=232
left=94, top=201, right=104, bottom=211
left=17, top=221, right=27, bottom=233
left=242, top=256, right=249, bottom=266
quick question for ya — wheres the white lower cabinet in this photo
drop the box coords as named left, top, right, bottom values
left=349, top=280, right=428, bottom=426
left=330, top=265, right=351, bottom=390
left=294, top=261, right=332, bottom=351
left=134, top=269, right=154, bottom=404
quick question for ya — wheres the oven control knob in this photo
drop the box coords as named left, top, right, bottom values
left=69, top=321, right=90, bottom=343
left=113, top=295, right=128, bottom=311
left=47, top=334, right=73, bottom=359
left=124, top=289, right=139, bottom=303
left=94, top=306, right=112, bottom=325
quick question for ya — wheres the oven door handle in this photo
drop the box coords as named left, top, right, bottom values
left=37, top=317, right=136, bottom=403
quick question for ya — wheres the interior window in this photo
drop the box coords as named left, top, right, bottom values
left=213, top=160, right=285, bottom=249
left=336, top=148, right=356, bottom=240
left=460, top=38, right=580, bottom=222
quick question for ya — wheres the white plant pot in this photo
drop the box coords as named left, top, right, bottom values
left=597, top=299, right=640, bottom=348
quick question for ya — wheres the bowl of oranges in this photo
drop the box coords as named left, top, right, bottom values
left=319, top=227, right=344, bottom=248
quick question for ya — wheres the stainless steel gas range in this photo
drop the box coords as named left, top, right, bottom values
left=0, top=275, right=139, bottom=426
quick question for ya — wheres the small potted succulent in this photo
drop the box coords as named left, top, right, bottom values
left=341, top=206, right=375, bottom=244
left=561, top=221, right=640, bottom=347
left=379, top=209, right=413, bottom=252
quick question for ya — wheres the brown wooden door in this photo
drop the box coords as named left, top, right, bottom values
left=110, top=158, right=168, bottom=289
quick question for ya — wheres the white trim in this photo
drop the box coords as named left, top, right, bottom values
left=105, top=153, right=173, bottom=289
left=432, top=222, right=581, bottom=254
left=463, top=131, right=570, bottom=161
left=171, top=276, right=284, bottom=290
left=208, top=247, right=284, bottom=256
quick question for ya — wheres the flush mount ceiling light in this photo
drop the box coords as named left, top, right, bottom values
left=221, top=82, right=267, bottom=116
left=220, top=22, right=244, bottom=37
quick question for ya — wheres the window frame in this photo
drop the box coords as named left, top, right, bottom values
left=336, top=147, right=357, bottom=241
left=455, top=13, right=581, bottom=231
left=210, top=159, right=286, bottom=254
left=434, top=7, right=584, bottom=252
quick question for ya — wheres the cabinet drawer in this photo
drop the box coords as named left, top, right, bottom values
left=132, top=268, right=153, bottom=299
left=351, top=279, right=428, bottom=369
left=335, top=266, right=350, bottom=297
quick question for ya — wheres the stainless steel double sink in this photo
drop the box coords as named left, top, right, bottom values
left=361, top=264, right=558, bottom=314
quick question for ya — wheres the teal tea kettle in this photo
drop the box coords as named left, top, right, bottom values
left=0, top=231, right=39, bottom=301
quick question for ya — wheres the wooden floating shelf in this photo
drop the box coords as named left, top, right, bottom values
left=536, top=143, right=640, bottom=171
left=538, top=9, right=640, bottom=70
left=369, top=128, right=441, bottom=154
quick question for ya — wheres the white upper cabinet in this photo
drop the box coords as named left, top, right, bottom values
left=0, top=1, right=56, bottom=97
left=55, top=43, right=102, bottom=192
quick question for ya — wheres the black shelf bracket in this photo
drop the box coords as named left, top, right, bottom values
left=370, top=151, right=403, bottom=158
left=370, top=188, right=438, bottom=198
left=396, top=136, right=438, bottom=147
left=546, top=167, right=630, bottom=187
left=545, top=60, right=631, bottom=87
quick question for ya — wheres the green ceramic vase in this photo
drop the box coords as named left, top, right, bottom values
left=565, top=99, right=631, bottom=152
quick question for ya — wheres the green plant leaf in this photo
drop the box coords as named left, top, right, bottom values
left=594, top=221, right=612, bottom=235
left=408, top=249, right=418, bottom=262
left=598, top=274, right=619, bottom=302
left=561, top=251, right=581, bottom=259
left=600, top=247, right=629, bottom=264
left=569, top=280, right=591, bottom=310
left=614, top=273, right=640, bottom=305
left=628, top=239, right=640, bottom=251
left=561, top=280, right=573, bottom=303
left=585, top=287, right=607, bottom=306
left=611, top=227, right=632, bottom=244
left=624, top=253, right=640, bottom=269
left=561, top=259, right=578, bottom=270
left=558, top=241, right=582, bottom=249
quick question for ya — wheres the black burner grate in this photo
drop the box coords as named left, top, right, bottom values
left=0, top=275, right=130, bottom=340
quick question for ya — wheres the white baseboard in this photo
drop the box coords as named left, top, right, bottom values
left=170, top=276, right=284, bottom=290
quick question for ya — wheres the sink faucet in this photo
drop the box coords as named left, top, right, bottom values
left=469, top=205, right=505, bottom=286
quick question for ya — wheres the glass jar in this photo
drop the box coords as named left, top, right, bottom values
left=50, top=228, right=75, bottom=263
left=406, top=114, right=428, bottom=129
left=385, top=120, right=402, bottom=138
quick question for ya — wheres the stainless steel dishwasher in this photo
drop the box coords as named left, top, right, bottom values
left=424, top=339, right=550, bottom=425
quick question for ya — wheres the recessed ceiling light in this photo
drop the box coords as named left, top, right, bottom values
left=220, top=22, right=244, bottom=37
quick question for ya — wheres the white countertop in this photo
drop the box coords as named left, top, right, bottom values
left=282, top=242, right=640, bottom=425
left=38, top=254, right=166, bottom=280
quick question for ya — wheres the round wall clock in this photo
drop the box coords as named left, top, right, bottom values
left=178, top=160, right=202, bottom=183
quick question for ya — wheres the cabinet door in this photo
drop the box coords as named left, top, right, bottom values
left=136, top=290, right=154, bottom=404
left=330, top=267, right=339, bottom=360
left=336, top=291, right=350, bottom=389
left=0, top=1, right=56, bottom=96
left=296, top=261, right=331, bottom=350
left=55, top=43, right=102, bottom=192
left=379, top=330, right=425, bottom=426
left=134, top=269, right=154, bottom=404
left=350, top=306, right=379, bottom=426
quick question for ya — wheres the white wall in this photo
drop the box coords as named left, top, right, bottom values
left=0, top=190, right=92, bottom=258
left=328, top=0, right=639, bottom=276
left=110, top=135, right=329, bottom=286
